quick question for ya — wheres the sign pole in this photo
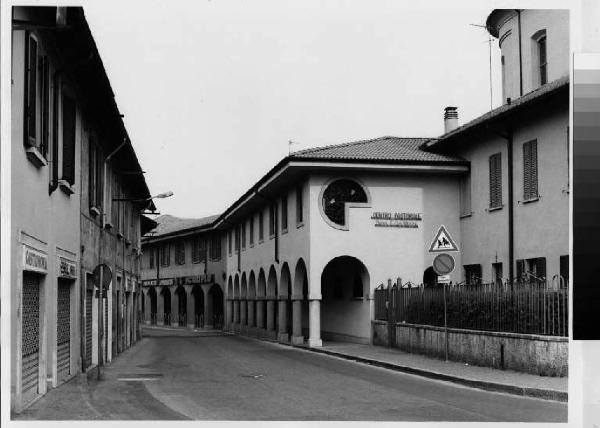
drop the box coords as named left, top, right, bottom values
left=443, top=281, right=448, bottom=362
left=98, top=266, right=103, bottom=380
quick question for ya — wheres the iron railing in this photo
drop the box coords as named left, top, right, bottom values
left=374, top=280, right=568, bottom=337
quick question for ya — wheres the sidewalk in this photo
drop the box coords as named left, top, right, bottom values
left=293, top=341, right=568, bottom=402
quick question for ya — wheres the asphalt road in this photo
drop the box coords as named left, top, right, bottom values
left=16, top=327, right=567, bottom=422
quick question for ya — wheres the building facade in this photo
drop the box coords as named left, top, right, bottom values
left=10, top=7, right=154, bottom=412
left=140, top=9, right=569, bottom=349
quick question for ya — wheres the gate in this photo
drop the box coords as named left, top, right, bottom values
left=388, top=284, right=397, bottom=348
left=57, top=280, right=71, bottom=381
left=22, top=273, right=40, bottom=397
left=85, top=290, right=93, bottom=367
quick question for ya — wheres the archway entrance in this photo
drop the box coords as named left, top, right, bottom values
left=161, top=287, right=171, bottom=325
left=321, top=256, right=370, bottom=344
left=175, top=286, right=187, bottom=326
left=210, top=284, right=224, bottom=329
left=192, top=285, right=204, bottom=327
left=148, top=287, right=157, bottom=324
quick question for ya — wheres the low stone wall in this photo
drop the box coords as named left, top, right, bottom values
left=372, top=321, right=568, bottom=377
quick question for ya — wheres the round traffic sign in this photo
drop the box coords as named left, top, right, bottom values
left=432, top=253, right=455, bottom=276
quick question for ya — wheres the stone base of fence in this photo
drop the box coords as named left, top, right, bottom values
left=372, top=320, right=568, bottom=377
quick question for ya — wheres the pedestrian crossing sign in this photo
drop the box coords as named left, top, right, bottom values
left=428, top=225, right=459, bottom=252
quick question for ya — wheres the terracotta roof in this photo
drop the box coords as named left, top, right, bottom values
left=145, top=214, right=219, bottom=238
left=290, top=136, right=466, bottom=163
left=424, top=75, right=569, bottom=150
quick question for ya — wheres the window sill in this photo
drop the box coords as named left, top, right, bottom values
left=296, top=221, right=304, bottom=229
left=521, top=196, right=540, bottom=204
left=104, top=222, right=113, bottom=231
left=249, top=243, right=254, bottom=248
left=281, top=228, right=288, bottom=235
left=258, top=239, right=264, bottom=244
left=58, top=180, right=75, bottom=195
left=487, top=205, right=503, bottom=212
left=116, top=232, right=124, bottom=240
left=125, top=239, right=131, bottom=247
left=89, top=207, right=101, bottom=218
left=25, top=146, right=48, bottom=168
left=459, top=212, right=473, bottom=219
left=269, top=234, right=275, bottom=240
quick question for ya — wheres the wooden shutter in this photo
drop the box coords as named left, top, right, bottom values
left=523, top=140, right=538, bottom=200
left=41, top=56, right=50, bottom=157
left=489, top=153, right=502, bottom=208
left=24, top=34, right=38, bottom=148
left=88, top=140, right=96, bottom=208
left=61, top=95, right=76, bottom=185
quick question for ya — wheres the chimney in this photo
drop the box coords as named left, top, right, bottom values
left=444, top=106, right=458, bottom=134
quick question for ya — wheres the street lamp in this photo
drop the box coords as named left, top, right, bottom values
left=112, top=191, right=174, bottom=203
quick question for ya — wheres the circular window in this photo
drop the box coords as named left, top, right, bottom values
left=321, top=179, right=368, bottom=227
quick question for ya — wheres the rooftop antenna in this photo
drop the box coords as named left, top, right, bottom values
left=288, top=139, right=300, bottom=155
left=470, top=23, right=494, bottom=110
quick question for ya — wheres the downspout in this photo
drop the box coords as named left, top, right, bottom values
left=516, top=10, right=523, bottom=97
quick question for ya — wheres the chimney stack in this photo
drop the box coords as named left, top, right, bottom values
left=444, top=106, right=458, bottom=134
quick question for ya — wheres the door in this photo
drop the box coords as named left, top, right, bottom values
left=22, top=272, right=40, bottom=398
left=57, top=280, right=71, bottom=381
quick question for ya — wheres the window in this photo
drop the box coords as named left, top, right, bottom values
left=464, top=264, right=482, bottom=285
left=149, top=248, right=155, bottom=269
left=192, top=236, right=205, bottom=263
left=61, top=95, right=76, bottom=186
left=281, top=195, right=288, bottom=232
left=492, top=262, right=503, bottom=284
left=560, top=255, right=569, bottom=288
left=160, top=244, right=170, bottom=266
left=489, top=153, right=502, bottom=209
left=321, top=179, right=368, bottom=227
left=296, top=185, right=303, bottom=224
left=235, top=226, right=240, bottom=252
left=459, top=175, right=471, bottom=216
left=40, top=56, right=50, bottom=158
left=249, top=217, right=254, bottom=246
left=538, top=35, right=547, bottom=85
left=24, top=33, right=38, bottom=148
left=241, top=222, right=246, bottom=250
left=523, top=140, right=538, bottom=201
left=210, top=235, right=221, bottom=260
left=526, top=257, right=546, bottom=282
left=269, top=205, right=276, bottom=237
left=259, top=211, right=264, bottom=241
left=175, top=241, right=185, bottom=265
left=228, top=230, right=232, bottom=255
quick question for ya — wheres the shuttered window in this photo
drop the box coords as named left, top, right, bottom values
left=281, top=195, right=288, bottom=231
left=241, top=222, right=246, bottom=250
left=24, top=33, right=38, bottom=148
left=175, top=241, right=185, bottom=265
left=192, top=236, right=205, bottom=263
left=489, top=153, right=502, bottom=209
left=41, top=56, right=50, bottom=158
left=249, top=218, right=254, bottom=246
left=228, top=230, right=232, bottom=255
left=523, top=140, right=538, bottom=200
left=210, top=235, right=221, bottom=260
left=296, top=186, right=303, bottom=224
left=61, top=95, right=76, bottom=185
left=259, top=211, right=264, bottom=241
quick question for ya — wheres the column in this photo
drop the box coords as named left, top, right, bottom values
left=186, top=286, right=194, bottom=328
left=247, top=299, right=255, bottom=335
left=240, top=299, right=247, bottom=333
left=203, top=285, right=214, bottom=329
left=266, top=299, right=275, bottom=337
left=226, top=298, right=233, bottom=330
left=308, top=299, right=322, bottom=347
left=291, top=298, right=304, bottom=345
left=233, top=299, right=240, bottom=331
left=143, top=290, right=150, bottom=325
left=171, top=288, right=179, bottom=327
left=256, top=298, right=265, bottom=337
left=277, top=298, right=289, bottom=342
left=157, top=292, right=164, bottom=325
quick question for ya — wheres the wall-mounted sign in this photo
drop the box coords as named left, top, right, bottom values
left=178, top=274, right=214, bottom=286
left=58, top=257, right=77, bottom=279
left=371, top=212, right=422, bottom=228
left=141, top=278, right=175, bottom=287
left=432, top=253, right=455, bottom=276
left=437, top=275, right=451, bottom=284
left=23, top=246, right=48, bottom=274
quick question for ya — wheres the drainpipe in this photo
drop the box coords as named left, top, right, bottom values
left=516, top=10, right=523, bottom=97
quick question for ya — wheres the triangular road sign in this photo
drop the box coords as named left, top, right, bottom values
left=428, top=225, right=459, bottom=252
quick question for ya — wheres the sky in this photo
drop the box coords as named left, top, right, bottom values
left=83, top=0, right=505, bottom=219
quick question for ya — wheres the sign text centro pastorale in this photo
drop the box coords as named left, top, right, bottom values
left=371, top=212, right=422, bottom=228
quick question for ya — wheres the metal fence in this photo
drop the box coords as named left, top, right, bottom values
left=374, top=280, right=568, bottom=337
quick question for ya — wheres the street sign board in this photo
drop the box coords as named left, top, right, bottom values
left=92, top=263, right=112, bottom=289
left=437, top=275, right=451, bottom=284
left=433, top=253, right=455, bottom=276
left=429, top=225, right=459, bottom=252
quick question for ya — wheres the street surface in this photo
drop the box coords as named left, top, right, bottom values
left=16, top=327, right=567, bottom=421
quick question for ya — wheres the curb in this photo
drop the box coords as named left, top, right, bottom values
left=302, top=346, right=568, bottom=403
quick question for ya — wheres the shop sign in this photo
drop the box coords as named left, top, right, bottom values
left=371, top=212, right=422, bottom=228
left=178, top=274, right=214, bottom=285
left=23, top=246, right=48, bottom=273
left=58, top=257, right=77, bottom=279
left=142, top=278, right=175, bottom=287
